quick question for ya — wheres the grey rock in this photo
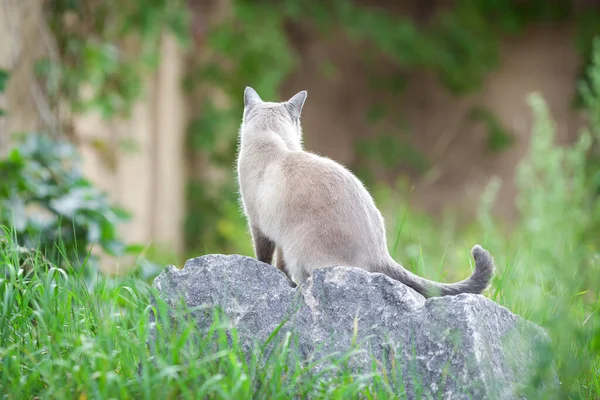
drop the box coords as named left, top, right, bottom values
left=148, top=254, right=557, bottom=399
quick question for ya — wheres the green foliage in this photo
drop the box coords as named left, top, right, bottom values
left=580, top=37, right=600, bottom=137
left=280, top=0, right=574, bottom=94
left=469, top=106, right=515, bottom=152
left=0, top=68, right=7, bottom=116
left=580, top=37, right=600, bottom=203
left=511, top=95, right=597, bottom=396
left=333, top=0, right=500, bottom=94
left=41, top=0, right=190, bottom=119
left=0, top=133, right=130, bottom=269
left=354, top=133, right=429, bottom=186
left=4, top=0, right=192, bottom=271
left=574, top=10, right=600, bottom=107
left=0, top=69, right=7, bottom=90
left=578, top=37, right=600, bottom=256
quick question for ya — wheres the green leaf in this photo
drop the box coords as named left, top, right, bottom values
left=124, top=243, right=146, bottom=254
left=0, top=133, right=130, bottom=271
left=0, top=68, right=9, bottom=92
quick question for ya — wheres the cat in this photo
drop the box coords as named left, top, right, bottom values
left=236, top=87, right=494, bottom=297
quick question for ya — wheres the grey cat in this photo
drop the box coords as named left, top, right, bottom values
left=236, top=87, right=494, bottom=297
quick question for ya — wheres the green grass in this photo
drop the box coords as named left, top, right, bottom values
left=1, top=93, right=599, bottom=399
left=0, top=233, right=421, bottom=399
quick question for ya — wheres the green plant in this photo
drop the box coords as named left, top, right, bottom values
left=469, top=106, right=515, bottom=153
left=0, top=133, right=130, bottom=269
left=40, top=0, right=190, bottom=119
left=510, top=94, right=598, bottom=397
left=580, top=37, right=600, bottom=199
left=354, top=133, right=429, bottom=186
left=0, top=68, right=8, bottom=117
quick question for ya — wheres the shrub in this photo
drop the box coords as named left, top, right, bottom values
left=0, top=133, right=130, bottom=271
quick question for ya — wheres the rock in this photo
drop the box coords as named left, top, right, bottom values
left=148, top=254, right=556, bottom=399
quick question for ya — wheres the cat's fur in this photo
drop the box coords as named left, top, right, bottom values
left=236, top=87, right=494, bottom=297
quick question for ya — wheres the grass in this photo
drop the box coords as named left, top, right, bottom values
left=0, top=234, right=422, bottom=399
left=1, top=92, right=599, bottom=399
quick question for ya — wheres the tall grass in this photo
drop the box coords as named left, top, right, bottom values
left=0, top=231, right=424, bottom=399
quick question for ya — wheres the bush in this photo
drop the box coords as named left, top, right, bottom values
left=0, top=133, right=130, bottom=271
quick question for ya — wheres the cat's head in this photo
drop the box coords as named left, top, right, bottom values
left=241, top=87, right=307, bottom=151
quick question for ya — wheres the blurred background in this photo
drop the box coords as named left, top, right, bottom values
left=2, top=2, right=600, bottom=395
left=0, top=0, right=599, bottom=273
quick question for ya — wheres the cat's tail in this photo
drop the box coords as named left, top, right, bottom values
left=377, top=245, right=495, bottom=298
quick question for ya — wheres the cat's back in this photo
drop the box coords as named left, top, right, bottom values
left=278, top=150, right=361, bottom=187
left=262, top=149, right=375, bottom=212
left=259, top=148, right=386, bottom=260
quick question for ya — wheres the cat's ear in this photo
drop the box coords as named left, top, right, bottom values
left=244, top=86, right=262, bottom=108
left=285, top=90, right=307, bottom=119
